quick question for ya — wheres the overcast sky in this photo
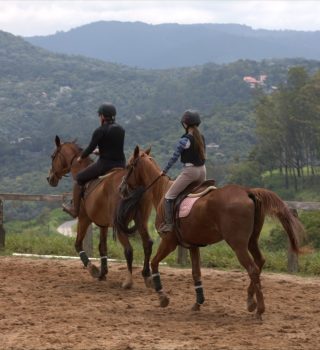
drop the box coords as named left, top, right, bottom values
left=0, top=0, right=319, bottom=37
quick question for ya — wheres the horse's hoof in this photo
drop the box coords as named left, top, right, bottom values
left=98, top=275, right=107, bottom=281
left=191, top=303, right=201, bottom=311
left=159, top=294, right=169, bottom=308
left=144, top=276, right=154, bottom=289
left=122, top=281, right=133, bottom=289
left=247, top=300, right=257, bottom=313
left=88, top=264, right=100, bottom=279
left=255, top=312, right=263, bottom=321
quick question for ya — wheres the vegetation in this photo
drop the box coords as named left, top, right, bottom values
left=2, top=208, right=320, bottom=276
left=2, top=30, right=320, bottom=220
left=1, top=31, right=320, bottom=277
left=252, top=67, right=320, bottom=191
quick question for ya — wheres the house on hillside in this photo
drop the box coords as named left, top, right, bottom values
left=243, top=75, right=267, bottom=88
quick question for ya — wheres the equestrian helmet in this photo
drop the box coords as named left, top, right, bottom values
left=97, top=103, right=117, bottom=119
left=181, top=110, right=201, bottom=126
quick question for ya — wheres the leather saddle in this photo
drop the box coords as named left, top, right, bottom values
left=83, top=168, right=123, bottom=199
left=171, top=179, right=216, bottom=248
left=173, top=179, right=216, bottom=214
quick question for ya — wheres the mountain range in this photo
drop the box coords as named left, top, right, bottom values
left=25, top=21, right=320, bottom=69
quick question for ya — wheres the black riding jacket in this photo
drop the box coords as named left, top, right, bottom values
left=81, top=122, right=125, bottom=164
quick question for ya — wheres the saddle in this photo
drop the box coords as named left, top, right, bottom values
left=83, top=168, right=123, bottom=199
left=170, top=179, right=216, bottom=248
left=174, top=179, right=216, bottom=217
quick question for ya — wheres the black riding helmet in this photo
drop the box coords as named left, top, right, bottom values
left=181, top=110, right=201, bottom=127
left=97, top=103, right=117, bottom=119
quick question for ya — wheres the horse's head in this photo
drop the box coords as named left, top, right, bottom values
left=47, top=135, right=80, bottom=187
left=115, top=145, right=155, bottom=235
left=119, top=145, right=153, bottom=198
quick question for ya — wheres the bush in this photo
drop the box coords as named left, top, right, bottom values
left=300, top=211, right=320, bottom=249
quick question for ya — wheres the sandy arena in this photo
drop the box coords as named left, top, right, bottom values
left=0, top=256, right=320, bottom=350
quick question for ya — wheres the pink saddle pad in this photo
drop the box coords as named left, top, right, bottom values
left=178, top=196, right=200, bottom=218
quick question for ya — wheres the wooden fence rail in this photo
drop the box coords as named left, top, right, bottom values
left=0, top=193, right=319, bottom=271
left=0, top=193, right=93, bottom=255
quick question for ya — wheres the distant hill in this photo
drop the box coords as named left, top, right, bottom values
left=25, top=21, right=320, bottom=69
left=1, top=29, right=320, bottom=219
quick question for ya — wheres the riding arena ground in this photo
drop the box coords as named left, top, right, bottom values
left=1, top=256, right=319, bottom=350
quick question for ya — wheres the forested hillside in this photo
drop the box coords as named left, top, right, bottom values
left=1, top=30, right=320, bottom=218
left=25, top=21, right=320, bottom=69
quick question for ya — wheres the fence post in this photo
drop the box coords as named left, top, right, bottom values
left=83, top=224, right=93, bottom=257
left=177, top=246, right=188, bottom=265
left=0, top=200, right=5, bottom=249
left=287, top=208, right=299, bottom=273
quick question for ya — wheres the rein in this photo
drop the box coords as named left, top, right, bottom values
left=115, top=156, right=162, bottom=236
left=144, top=173, right=162, bottom=192
left=122, top=157, right=162, bottom=196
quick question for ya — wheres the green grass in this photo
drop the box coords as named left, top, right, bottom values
left=261, top=170, right=320, bottom=201
left=1, top=208, right=320, bottom=277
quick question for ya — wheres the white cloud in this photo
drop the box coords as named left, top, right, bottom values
left=0, top=1, right=319, bottom=36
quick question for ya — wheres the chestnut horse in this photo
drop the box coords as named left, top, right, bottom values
left=116, top=146, right=304, bottom=319
left=47, top=136, right=153, bottom=288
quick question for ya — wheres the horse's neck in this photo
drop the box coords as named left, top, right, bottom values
left=151, top=176, right=172, bottom=208
left=70, top=158, right=92, bottom=180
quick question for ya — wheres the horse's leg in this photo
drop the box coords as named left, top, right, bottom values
left=189, top=247, right=205, bottom=311
left=151, top=235, right=177, bottom=308
left=247, top=237, right=266, bottom=313
left=137, top=222, right=153, bottom=288
left=116, top=231, right=134, bottom=289
left=233, top=246, right=265, bottom=320
left=75, top=214, right=100, bottom=278
left=98, top=227, right=108, bottom=281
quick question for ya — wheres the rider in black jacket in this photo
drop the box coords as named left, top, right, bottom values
left=63, top=103, right=126, bottom=218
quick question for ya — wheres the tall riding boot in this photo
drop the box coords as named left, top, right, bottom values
left=158, top=199, right=174, bottom=234
left=62, top=183, right=83, bottom=218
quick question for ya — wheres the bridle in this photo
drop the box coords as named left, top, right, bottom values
left=50, top=145, right=78, bottom=180
left=120, top=157, right=140, bottom=195
left=120, top=155, right=162, bottom=197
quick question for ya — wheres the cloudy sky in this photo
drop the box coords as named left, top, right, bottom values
left=0, top=0, right=319, bottom=37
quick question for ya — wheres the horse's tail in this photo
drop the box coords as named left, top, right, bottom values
left=113, top=186, right=145, bottom=236
left=248, top=188, right=304, bottom=254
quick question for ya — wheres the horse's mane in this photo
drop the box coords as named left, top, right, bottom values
left=114, top=186, right=145, bottom=235
left=65, top=141, right=83, bottom=154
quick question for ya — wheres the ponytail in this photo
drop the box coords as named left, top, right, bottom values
left=192, top=127, right=205, bottom=161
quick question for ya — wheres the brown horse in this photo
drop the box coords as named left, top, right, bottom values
left=116, top=146, right=304, bottom=318
left=47, top=136, right=154, bottom=288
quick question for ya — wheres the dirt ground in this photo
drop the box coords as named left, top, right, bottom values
left=1, top=256, right=320, bottom=350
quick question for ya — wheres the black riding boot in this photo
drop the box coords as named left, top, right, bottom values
left=158, top=199, right=174, bottom=233
left=62, top=183, right=83, bottom=218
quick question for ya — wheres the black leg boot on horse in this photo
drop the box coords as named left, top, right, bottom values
left=158, top=199, right=174, bottom=234
left=62, top=183, right=83, bottom=218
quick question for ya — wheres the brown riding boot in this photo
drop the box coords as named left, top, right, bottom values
left=158, top=199, right=174, bottom=234
left=62, top=183, right=83, bottom=218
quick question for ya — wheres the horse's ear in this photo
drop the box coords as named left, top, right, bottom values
left=145, top=146, right=151, bottom=155
left=55, top=135, right=61, bottom=147
left=134, top=145, right=140, bottom=159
